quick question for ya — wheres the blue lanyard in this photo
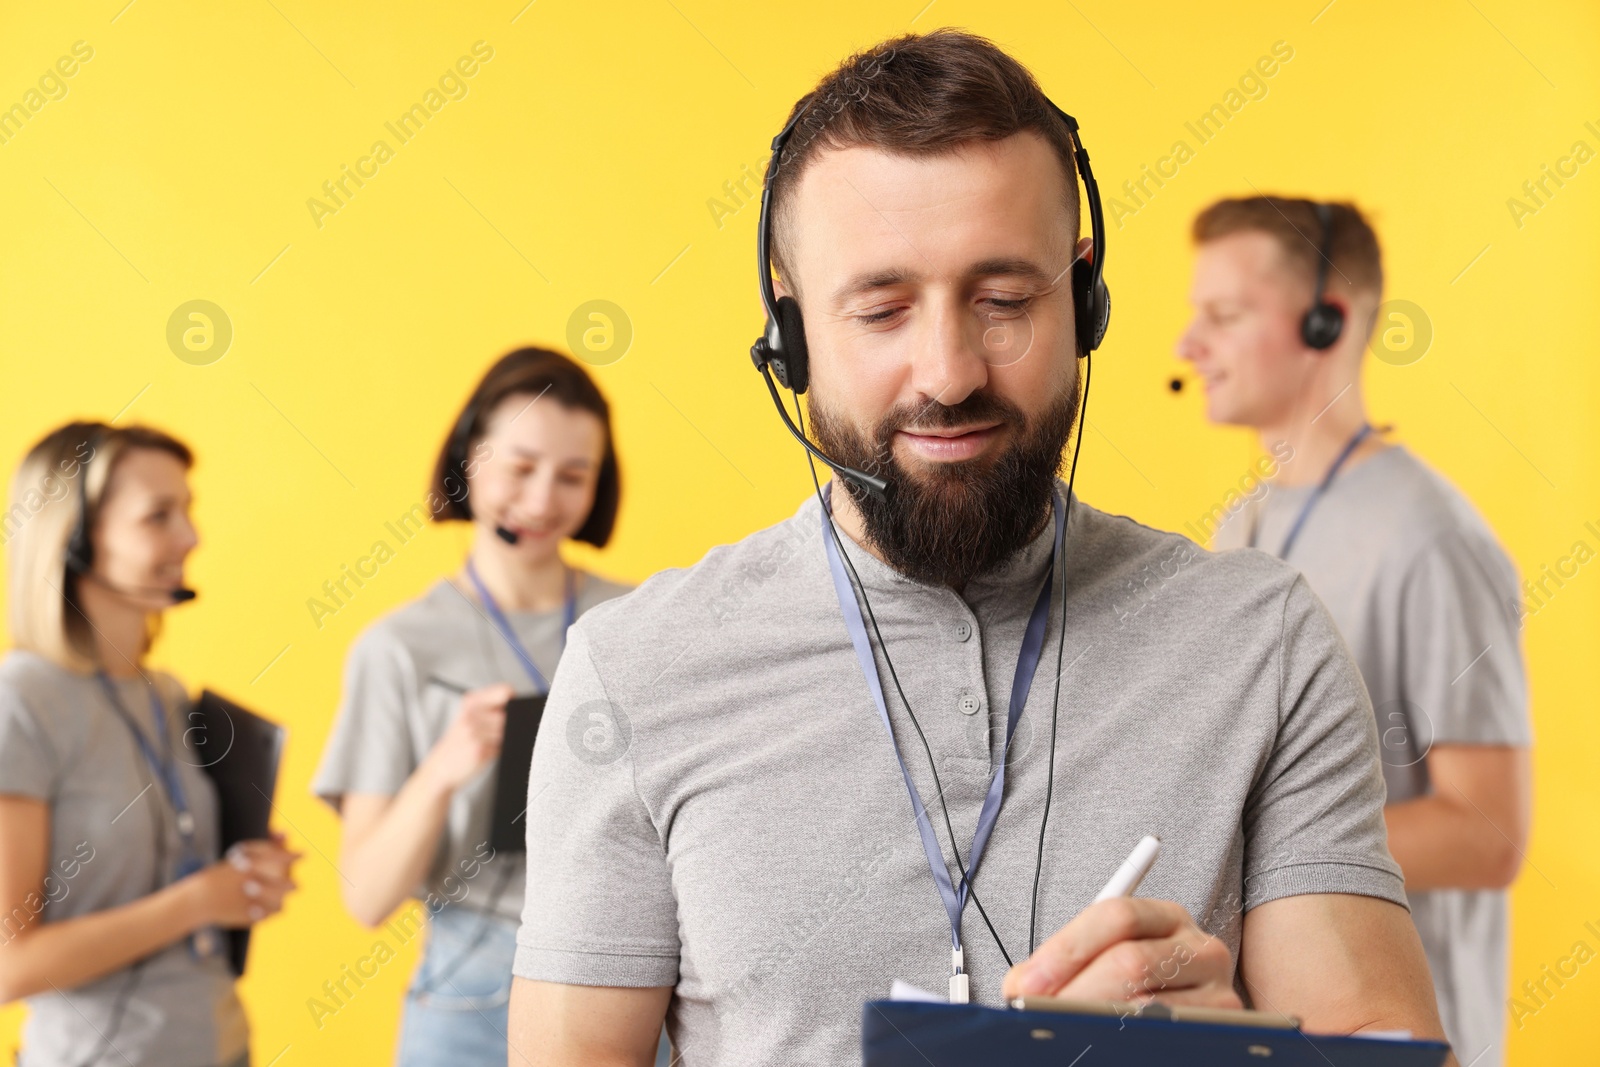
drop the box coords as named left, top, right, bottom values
left=97, top=671, right=223, bottom=959
left=94, top=671, right=196, bottom=845
left=820, top=482, right=1063, bottom=961
left=464, top=559, right=577, bottom=693
left=1249, top=422, right=1372, bottom=561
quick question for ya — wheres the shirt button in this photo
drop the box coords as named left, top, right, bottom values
left=952, top=620, right=973, bottom=642
left=958, top=691, right=981, bottom=715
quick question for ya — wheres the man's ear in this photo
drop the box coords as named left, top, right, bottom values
left=1074, top=235, right=1095, bottom=270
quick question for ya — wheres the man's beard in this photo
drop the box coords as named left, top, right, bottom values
left=810, top=375, right=1080, bottom=589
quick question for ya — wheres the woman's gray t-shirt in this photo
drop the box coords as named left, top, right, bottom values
left=311, top=570, right=634, bottom=924
left=0, top=650, right=248, bottom=1067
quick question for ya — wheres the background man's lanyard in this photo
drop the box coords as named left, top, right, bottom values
left=465, top=558, right=576, bottom=693
left=1248, top=422, right=1373, bottom=561
left=821, top=482, right=1063, bottom=1002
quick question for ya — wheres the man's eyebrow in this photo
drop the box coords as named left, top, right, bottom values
left=829, top=267, right=920, bottom=309
left=829, top=258, right=1062, bottom=309
left=968, top=257, right=1060, bottom=287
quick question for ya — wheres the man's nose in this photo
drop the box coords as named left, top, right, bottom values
left=910, top=301, right=990, bottom=407
left=178, top=513, right=200, bottom=553
left=1176, top=320, right=1203, bottom=363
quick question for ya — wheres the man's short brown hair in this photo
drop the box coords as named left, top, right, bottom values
left=768, top=29, right=1083, bottom=290
left=1191, top=196, right=1384, bottom=302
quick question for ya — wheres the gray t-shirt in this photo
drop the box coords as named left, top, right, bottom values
left=311, top=571, right=633, bottom=924
left=513, top=481, right=1407, bottom=1067
left=0, top=650, right=247, bottom=1067
left=1216, top=444, right=1531, bottom=1067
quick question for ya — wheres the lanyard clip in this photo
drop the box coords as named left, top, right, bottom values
left=948, top=946, right=969, bottom=1004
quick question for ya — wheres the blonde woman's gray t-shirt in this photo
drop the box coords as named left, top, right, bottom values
left=1216, top=444, right=1531, bottom=1067
left=311, top=571, right=634, bottom=924
left=513, top=485, right=1409, bottom=1067
left=0, top=651, right=247, bottom=1067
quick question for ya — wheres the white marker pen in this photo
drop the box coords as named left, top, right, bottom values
left=1093, top=835, right=1161, bottom=902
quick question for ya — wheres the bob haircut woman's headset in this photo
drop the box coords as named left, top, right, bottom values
left=428, top=347, right=621, bottom=548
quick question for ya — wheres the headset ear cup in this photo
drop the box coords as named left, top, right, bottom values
left=774, top=295, right=810, bottom=394
left=446, top=409, right=475, bottom=520
left=65, top=432, right=99, bottom=575
left=64, top=528, right=90, bottom=575
left=1071, top=259, right=1111, bottom=355
left=1301, top=304, right=1344, bottom=350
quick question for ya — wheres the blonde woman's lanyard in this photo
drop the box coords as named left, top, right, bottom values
left=465, top=559, right=577, bottom=693
left=94, top=671, right=199, bottom=863
left=94, top=671, right=222, bottom=958
left=820, top=482, right=1063, bottom=1001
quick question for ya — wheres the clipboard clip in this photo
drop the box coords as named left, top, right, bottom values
left=1008, top=995, right=1301, bottom=1031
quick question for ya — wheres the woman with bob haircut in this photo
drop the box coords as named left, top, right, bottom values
left=312, top=347, right=640, bottom=1066
left=0, top=421, right=299, bottom=1067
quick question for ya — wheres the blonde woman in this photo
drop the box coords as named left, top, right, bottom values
left=0, top=422, right=299, bottom=1066
left=312, top=348, right=644, bottom=1066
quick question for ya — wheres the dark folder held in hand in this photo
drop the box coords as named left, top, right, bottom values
left=862, top=1000, right=1452, bottom=1067
left=489, top=694, right=548, bottom=855
left=187, top=689, right=286, bottom=977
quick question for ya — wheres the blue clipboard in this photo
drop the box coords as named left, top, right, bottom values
left=862, top=1000, right=1451, bottom=1066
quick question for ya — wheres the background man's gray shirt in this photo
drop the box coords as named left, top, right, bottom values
left=515, top=481, right=1408, bottom=1066
left=1216, top=444, right=1531, bottom=1067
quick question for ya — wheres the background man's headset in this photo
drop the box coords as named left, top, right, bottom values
left=1167, top=199, right=1344, bottom=394
left=747, top=87, right=1113, bottom=964
left=1300, top=201, right=1345, bottom=351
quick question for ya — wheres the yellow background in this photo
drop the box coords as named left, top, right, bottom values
left=2, top=1, right=1596, bottom=1063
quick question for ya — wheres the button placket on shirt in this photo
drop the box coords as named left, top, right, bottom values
left=947, top=602, right=990, bottom=765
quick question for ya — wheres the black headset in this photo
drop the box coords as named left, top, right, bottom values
left=749, top=97, right=1110, bottom=500
left=1300, top=202, right=1344, bottom=351
left=444, top=401, right=524, bottom=546
left=63, top=427, right=106, bottom=579
left=444, top=402, right=482, bottom=518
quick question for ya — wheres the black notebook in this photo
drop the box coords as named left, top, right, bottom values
left=489, top=695, right=548, bottom=855
left=187, top=689, right=286, bottom=977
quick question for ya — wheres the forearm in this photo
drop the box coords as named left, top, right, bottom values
left=1384, top=794, right=1520, bottom=891
left=0, top=879, right=203, bottom=1002
left=1240, top=894, right=1449, bottom=1052
left=340, top=770, right=454, bottom=926
left=509, top=977, right=670, bottom=1067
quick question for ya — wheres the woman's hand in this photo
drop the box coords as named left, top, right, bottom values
left=187, top=834, right=301, bottom=929
left=418, top=683, right=514, bottom=796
